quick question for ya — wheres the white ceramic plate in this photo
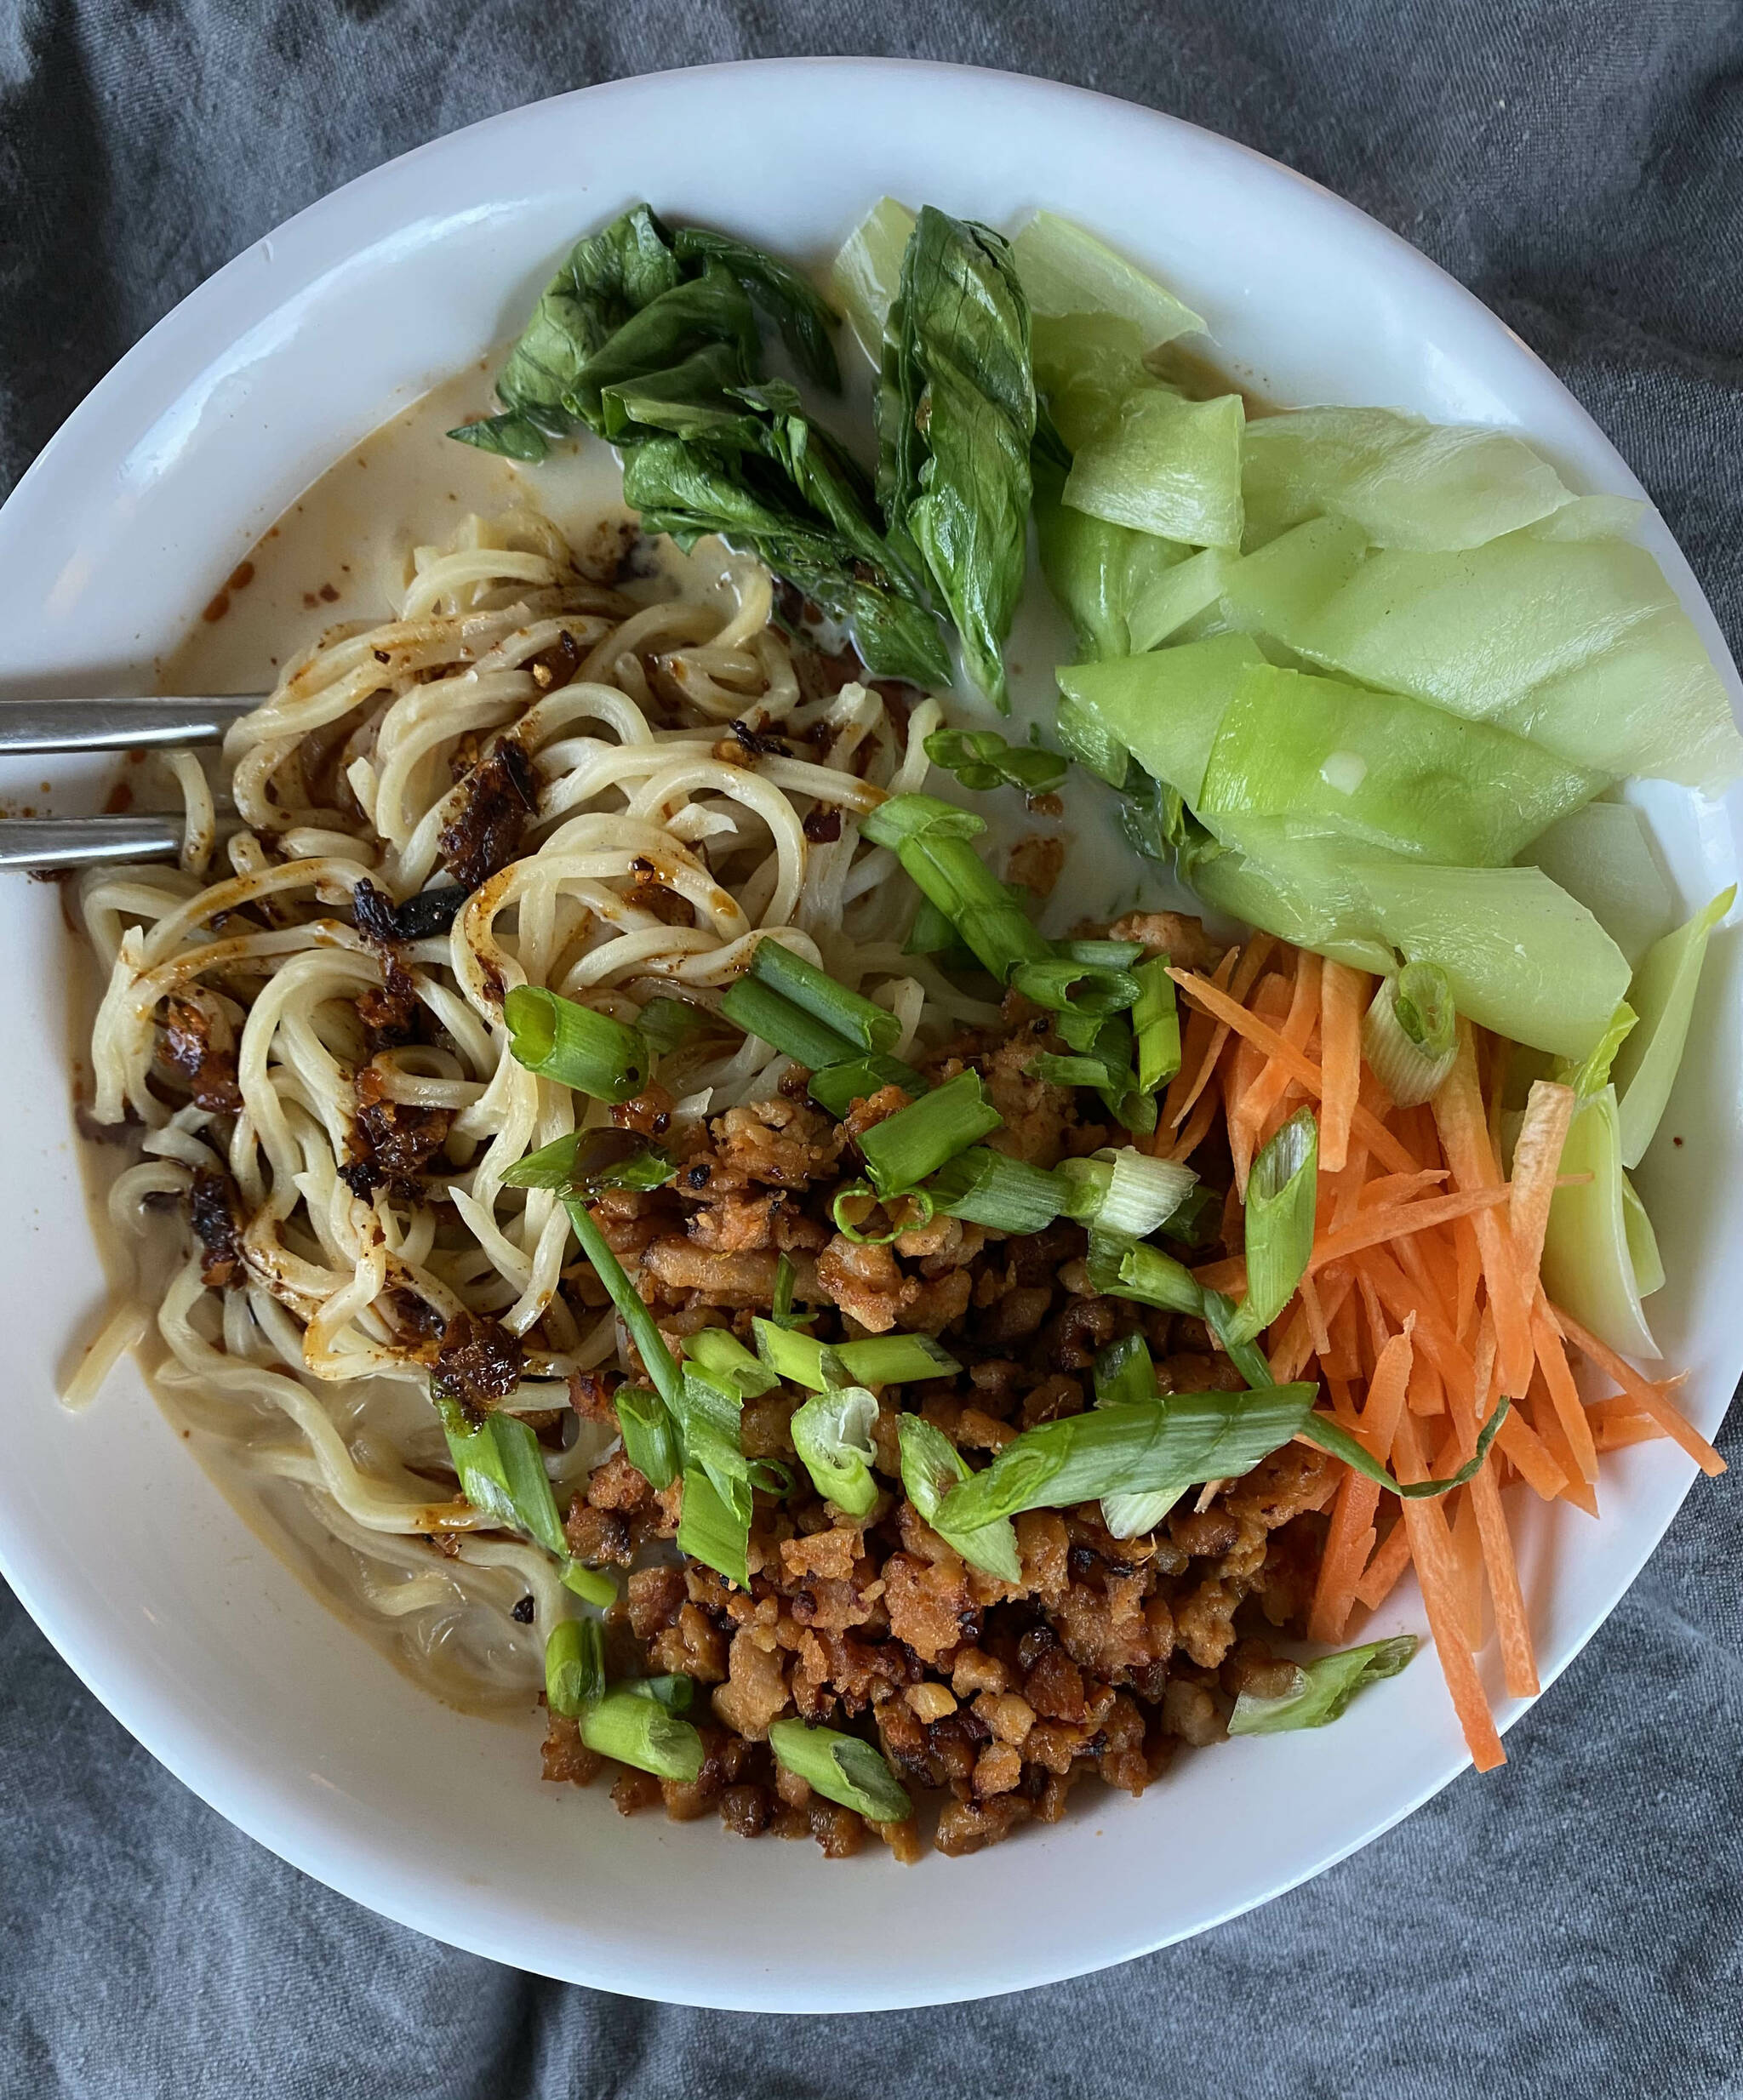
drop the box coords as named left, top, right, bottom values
left=2, top=60, right=1738, bottom=2012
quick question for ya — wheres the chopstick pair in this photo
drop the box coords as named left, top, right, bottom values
left=0, top=695, right=263, bottom=870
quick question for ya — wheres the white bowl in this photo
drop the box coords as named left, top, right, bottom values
left=2, top=59, right=1738, bottom=2012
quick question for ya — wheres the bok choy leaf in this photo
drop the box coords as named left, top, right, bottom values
left=1611, top=886, right=1735, bottom=1167
left=1226, top=1635, right=1418, bottom=1735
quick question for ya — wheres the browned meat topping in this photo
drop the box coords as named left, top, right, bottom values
left=1005, top=832, right=1066, bottom=900
left=438, top=738, right=538, bottom=889
left=433, top=1310, right=523, bottom=1417
left=526, top=627, right=582, bottom=692
left=343, top=1064, right=454, bottom=1198
left=188, top=1166, right=245, bottom=1287
left=161, top=996, right=243, bottom=1113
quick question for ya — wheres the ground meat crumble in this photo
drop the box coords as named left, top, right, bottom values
left=537, top=983, right=1340, bottom=1862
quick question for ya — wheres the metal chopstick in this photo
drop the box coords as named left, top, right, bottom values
left=0, top=694, right=266, bottom=755
left=0, top=817, right=191, bottom=871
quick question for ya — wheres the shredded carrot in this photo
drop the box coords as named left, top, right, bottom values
left=1353, top=1516, right=1413, bottom=1612
left=1167, top=967, right=1418, bottom=1173
left=1317, top=961, right=1366, bottom=1174
left=1357, top=1169, right=1449, bottom=1209
left=1432, top=1024, right=1534, bottom=1397
left=1232, top=953, right=1321, bottom=1193
left=1531, top=1301, right=1599, bottom=1485
left=1161, top=944, right=1241, bottom=1133
left=1452, top=1212, right=1482, bottom=1346
left=1392, top=1413, right=1506, bottom=1770
left=1298, top=1270, right=1332, bottom=1360
left=1469, top=1460, right=1539, bottom=1696
left=1585, top=1379, right=1689, bottom=1427
left=1165, top=1081, right=1222, bottom=1164
left=1592, top=1415, right=1671, bottom=1452
left=1308, top=1186, right=1512, bottom=1273
left=1525, top=1373, right=1600, bottom=1517
left=1550, top=1306, right=1726, bottom=1476
left=1449, top=1489, right=1486, bottom=1652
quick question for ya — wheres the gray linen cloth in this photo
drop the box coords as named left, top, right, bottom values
left=3, top=3, right=1740, bottom=2093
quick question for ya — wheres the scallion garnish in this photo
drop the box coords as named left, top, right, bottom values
left=563, top=1198, right=684, bottom=1413
left=503, top=984, right=650, bottom=1104
left=806, top=1055, right=931, bottom=1119
left=683, top=1327, right=779, bottom=1399
left=751, top=1321, right=960, bottom=1391
left=579, top=1686, right=706, bottom=1782
left=923, top=727, right=1068, bottom=797
left=1084, top=1230, right=1206, bottom=1315
left=937, top=1383, right=1319, bottom=1535
left=1362, top=963, right=1459, bottom=1106
left=433, top=1391, right=568, bottom=1557
left=1028, top=1033, right=1156, bottom=1134
left=1057, top=1145, right=1199, bottom=1238
left=503, top=1126, right=675, bottom=1194
left=613, top=1384, right=680, bottom=1491
left=676, top=1464, right=752, bottom=1590
left=857, top=1071, right=1003, bottom=1196
left=1159, top=1182, right=1222, bottom=1247
left=769, top=1253, right=812, bottom=1331
left=1132, top=956, right=1182, bottom=1093
left=862, top=793, right=1053, bottom=982
left=767, top=1717, right=914, bottom=1823
left=923, top=1146, right=1068, bottom=1234
left=561, top=1561, right=618, bottom=1607
left=1091, top=1332, right=1156, bottom=1409
left=748, top=939, right=903, bottom=1055
left=1011, top=956, right=1142, bottom=1019
left=545, top=1618, right=607, bottom=1716
left=719, top=974, right=866, bottom=1074
left=830, top=1180, right=937, bottom=1246
left=1055, top=939, right=1146, bottom=969
left=637, top=996, right=715, bottom=1055
left=897, top=1413, right=1022, bottom=1581
left=1228, top=1107, right=1319, bottom=1345
left=791, top=1383, right=882, bottom=1515
left=623, top=1674, right=694, bottom=1713
left=1302, top=1396, right=1513, bottom=1499
left=1226, top=1635, right=1418, bottom=1735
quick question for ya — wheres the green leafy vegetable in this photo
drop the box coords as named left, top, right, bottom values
left=1612, top=887, right=1734, bottom=1167
left=923, top=727, right=1068, bottom=797
left=1242, top=406, right=1574, bottom=551
left=671, top=225, right=840, bottom=389
left=1522, top=802, right=1676, bottom=972
left=1058, top=633, right=1267, bottom=807
left=830, top=197, right=917, bottom=362
left=896, top=1413, right=1022, bottom=1581
left=1226, top=1635, right=1419, bottom=1735
left=1011, top=210, right=1204, bottom=345
left=1540, top=1084, right=1661, bottom=1360
left=882, top=207, right=1037, bottom=708
left=768, top=1717, right=913, bottom=1823
left=1034, top=445, right=1189, bottom=660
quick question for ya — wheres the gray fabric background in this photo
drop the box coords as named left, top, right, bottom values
left=4, top=3, right=1742, bottom=2093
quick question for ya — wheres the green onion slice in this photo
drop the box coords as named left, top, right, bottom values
left=613, top=1384, right=680, bottom=1492
left=1057, top=1146, right=1198, bottom=1238
left=860, top=792, right=988, bottom=848
left=433, top=1390, right=567, bottom=1557
left=857, top=1071, right=1003, bottom=1196
left=1132, top=956, right=1182, bottom=1093
left=676, top=1463, right=751, bottom=1590
left=791, top=1384, right=881, bottom=1516
left=683, top=1327, right=780, bottom=1399
left=939, top=1384, right=1318, bottom=1535
left=1085, top=1230, right=1207, bottom=1315
left=865, top=796, right=1052, bottom=984
left=1011, top=956, right=1142, bottom=1019
left=545, top=1618, right=607, bottom=1717
left=768, top=1718, right=913, bottom=1823
left=897, top=1413, right=1023, bottom=1581
left=560, top=1561, right=618, bottom=1607
left=829, top=1180, right=937, bottom=1246
left=1056, top=939, right=1146, bottom=969
left=807, top=1055, right=933, bottom=1118
left=1302, top=1397, right=1512, bottom=1499
left=503, top=984, right=649, bottom=1104
left=1226, top=1635, right=1418, bottom=1736
left=1091, top=1332, right=1156, bottom=1409
left=563, top=1198, right=684, bottom=1412
left=1159, top=1182, right=1222, bottom=1248
left=769, top=1253, right=812, bottom=1331
left=1363, top=966, right=1460, bottom=1107
left=503, top=1126, right=675, bottom=1194
left=751, top=1320, right=960, bottom=1391
left=623, top=1674, right=694, bottom=1714
left=749, top=939, right=903, bottom=1055
left=923, top=1146, right=1067, bottom=1234
left=637, top=996, right=715, bottom=1055
left=1227, top=1107, right=1319, bottom=1346
left=719, top=975, right=865, bottom=1074
left=579, top=1686, right=706, bottom=1782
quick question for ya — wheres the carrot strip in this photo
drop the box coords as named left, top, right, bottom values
left=1308, top=1481, right=1378, bottom=1644
left=1392, top=1412, right=1506, bottom=1770
left=1585, top=1379, right=1689, bottom=1426
left=1308, top=1186, right=1512, bottom=1272
left=1526, top=1375, right=1600, bottom=1517
left=1232, top=954, right=1321, bottom=1190
left=1453, top=1213, right=1482, bottom=1346
left=1357, top=1169, right=1449, bottom=1209
left=1354, top=1517, right=1413, bottom=1611
left=1494, top=1408, right=1569, bottom=1502
left=1407, top=1347, right=1445, bottom=1419
left=1162, top=945, right=1241, bottom=1132
left=1550, top=1306, right=1726, bottom=1476
left=1166, top=1082, right=1222, bottom=1164
left=1432, top=1023, right=1534, bottom=1397
left=1449, top=1489, right=1486, bottom=1651
left=1531, top=1301, right=1599, bottom=1485
left=1593, top=1415, right=1671, bottom=1452
left=1298, top=1270, right=1332, bottom=1361
left=1507, top=1079, right=1576, bottom=1286
left=1318, top=961, right=1366, bottom=1174
left=1470, top=1461, right=1539, bottom=1696
left=1167, top=967, right=1417, bottom=1173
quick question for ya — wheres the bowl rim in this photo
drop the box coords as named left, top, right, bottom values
left=3, top=55, right=1736, bottom=2010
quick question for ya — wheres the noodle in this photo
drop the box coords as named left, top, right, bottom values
left=73, top=509, right=936, bottom=1707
